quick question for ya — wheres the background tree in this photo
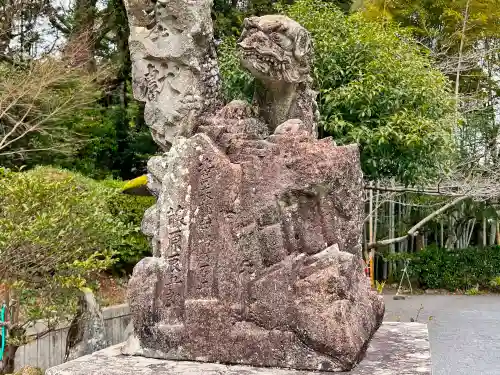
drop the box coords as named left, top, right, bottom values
left=12, top=0, right=160, bottom=180
left=220, top=0, right=456, bottom=185
left=0, top=56, right=104, bottom=168
left=361, top=0, right=500, bottom=167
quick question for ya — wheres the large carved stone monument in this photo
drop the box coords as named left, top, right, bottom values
left=46, top=0, right=432, bottom=374
left=119, top=0, right=385, bottom=372
left=125, top=0, right=221, bottom=151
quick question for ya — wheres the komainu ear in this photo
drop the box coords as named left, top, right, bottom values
left=244, top=17, right=258, bottom=29
left=294, top=29, right=311, bottom=62
left=238, top=17, right=258, bottom=42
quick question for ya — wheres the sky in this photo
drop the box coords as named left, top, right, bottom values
left=11, top=0, right=107, bottom=57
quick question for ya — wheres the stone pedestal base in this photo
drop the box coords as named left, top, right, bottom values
left=46, top=322, right=431, bottom=375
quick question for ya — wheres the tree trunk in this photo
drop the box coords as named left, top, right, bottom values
left=489, top=219, right=496, bottom=246
left=387, top=187, right=395, bottom=280
left=416, top=233, right=424, bottom=252
left=63, top=0, right=98, bottom=70
left=0, top=344, right=18, bottom=374
left=483, top=217, right=487, bottom=247
left=496, top=221, right=500, bottom=246
left=440, top=220, right=444, bottom=248
left=454, top=0, right=470, bottom=118
left=445, top=213, right=457, bottom=249
left=465, top=218, right=475, bottom=248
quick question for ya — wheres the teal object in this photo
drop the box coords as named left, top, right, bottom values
left=0, top=304, right=5, bottom=361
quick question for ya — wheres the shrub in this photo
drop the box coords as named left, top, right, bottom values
left=0, top=166, right=152, bottom=372
left=0, top=167, right=153, bottom=315
left=103, top=178, right=154, bottom=274
left=0, top=166, right=123, bottom=331
left=390, top=246, right=500, bottom=291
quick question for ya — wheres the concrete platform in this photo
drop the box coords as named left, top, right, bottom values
left=46, top=322, right=431, bottom=375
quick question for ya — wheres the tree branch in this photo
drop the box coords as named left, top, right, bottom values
left=45, top=3, right=73, bottom=35
left=368, top=195, right=470, bottom=249
left=364, top=184, right=464, bottom=197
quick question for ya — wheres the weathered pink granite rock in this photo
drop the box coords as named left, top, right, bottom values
left=124, top=103, right=385, bottom=372
left=123, top=0, right=384, bottom=370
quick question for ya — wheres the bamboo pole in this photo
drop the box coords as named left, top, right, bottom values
left=369, top=181, right=374, bottom=287
left=465, top=218, right=476, bottom=248
left=490, top=219, right=496, bottom=246
left=373, top=181, right=380, bottom=282
left=483, top=217, right=487, bottom=247
left=496, top=221, right=500, bottom=245
left=440, top=220, right=444, bottom=248
left=386, top=193, right=395, bottom=279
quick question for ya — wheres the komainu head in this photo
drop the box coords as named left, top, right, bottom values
left=237, top=15, right=312, bottom=84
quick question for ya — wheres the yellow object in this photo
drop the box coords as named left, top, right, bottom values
left=370, top=255, right=375, bottom=288
left=122, top=175, right=151, bottom=196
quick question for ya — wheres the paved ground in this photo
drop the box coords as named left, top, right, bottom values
left=384, top=294, right=500, bottom=375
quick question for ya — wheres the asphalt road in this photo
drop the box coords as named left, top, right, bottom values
left=383, top=294, right=500, bottom=375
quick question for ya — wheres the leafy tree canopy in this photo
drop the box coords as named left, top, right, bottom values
left=219, top=0, right=456, bottom=185
left=361, top=0, right=500, bottom=51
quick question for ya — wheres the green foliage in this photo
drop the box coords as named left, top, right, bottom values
left=56, top=84, right=157, bottom=181
left=211, top=0, right=357, bottom=39
left=212, top=0, right=279, bottom=38
left=388, top=246, right=500, bottom=291
left=106, top=187, right=154, bottom=274
left=362, top=0, right=500, bottom=52
left=212, top=0, right=246, bottom=38
left=284, top=0, right=456, bottom=184
left=0, top=167, right=119, bottom=324
left=489, top=276, right=500, bottom=293
left=331, top=0, right=354, bottom=13
left=464, top=285, right=480, bottom=295
left=217, top=37, right=255, bottom=102
left=0, top=167, right=152, bottom=326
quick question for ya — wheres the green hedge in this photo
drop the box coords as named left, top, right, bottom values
left=92, top=177, right=154, bottom=274
left=105, top=188, right=154, bottom=274
left=0, top=167, right=153, bottom=277
left=388, top=246, right=500, bottom=291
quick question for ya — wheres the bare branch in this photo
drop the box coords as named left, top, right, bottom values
left=0, top=49, right=110, bottom=158
left=364, top=185, right=464, bottom=197
left=368, top=196, right=470, bottom=249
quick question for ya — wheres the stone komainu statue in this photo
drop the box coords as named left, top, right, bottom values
left=238, top=15, right=320, bottom=137
left=122, top=0, right=385, bottom=372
